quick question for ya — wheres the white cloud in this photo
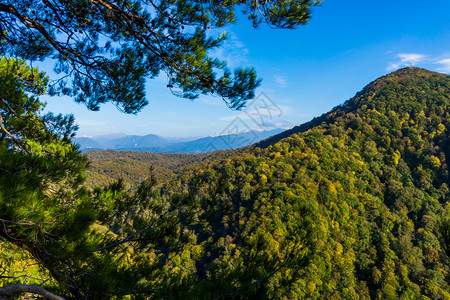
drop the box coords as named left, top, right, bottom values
left=398, top=53, right=426, bottom=64
left=386, top=52, right=450, bottom=74
left=209, top=31, right=249, bottom=68
left=261, top=119, right=297, bottom=129
left=387, top=53, right=427, bottom=70
left=274, top=75, right=288, bottom=88
left=228, top=33, right=249, bottom=55
left=435, top=58, right=450, bottom=73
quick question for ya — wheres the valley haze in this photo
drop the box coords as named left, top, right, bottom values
left=73, top=128, right=284, bottom=153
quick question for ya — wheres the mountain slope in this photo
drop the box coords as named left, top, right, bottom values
left=83, top=149, right=236, bottom=188
left=256, top=67, right=448, bottom=149
left=121, top=67, right=450, bottom=298
left=72, top=137, right=103, bottom=150
left=161, top=128, right=283, bottom=153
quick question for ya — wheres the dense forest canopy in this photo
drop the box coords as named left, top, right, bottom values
left=83, top=149, right=235, bottom=189
left=2, top=65, right=449, bottom=299
left=0, top=1, right=329, bottom=298
left=0, top=1, right=449, bottom=299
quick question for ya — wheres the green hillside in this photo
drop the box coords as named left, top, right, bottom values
left=126, top=67, right=449, bottom=298
left=2, top=67, right=449, bottom=299
left=83, top=149, right=235, bottom=189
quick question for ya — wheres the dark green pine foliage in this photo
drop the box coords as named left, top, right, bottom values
left=118, top=67, right=448, bottom=298
left=0, top=57, right=111, bottom=297
left=0, top=57, right=160, bottom=299
left=0, top=0, right=322, bottom=112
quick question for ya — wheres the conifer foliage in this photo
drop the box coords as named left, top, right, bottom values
left=0, top=0, right=321, bottom=112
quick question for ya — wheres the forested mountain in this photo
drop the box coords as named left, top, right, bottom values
left=109, top=67, right=448, bottom=298
left=2, top=67, right=450, bottom=299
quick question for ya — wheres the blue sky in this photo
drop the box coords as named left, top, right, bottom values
left=42, top=0, right=450, bottom=138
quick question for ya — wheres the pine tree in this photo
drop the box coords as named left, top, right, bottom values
left=0, top=0, right=322, bottom=112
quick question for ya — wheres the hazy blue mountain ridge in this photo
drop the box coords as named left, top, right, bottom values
left=73, top=128, right=283, bottom=153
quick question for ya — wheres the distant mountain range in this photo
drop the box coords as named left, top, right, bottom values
left=73, top=128, right=284, bottom=153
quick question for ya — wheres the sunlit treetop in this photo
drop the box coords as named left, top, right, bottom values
left=0, top=0, right=321, bottom=113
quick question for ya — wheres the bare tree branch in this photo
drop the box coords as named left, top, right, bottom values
left=0, top=284, right=65, bottom=300
left=0, top=111, right=30, bottom=154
